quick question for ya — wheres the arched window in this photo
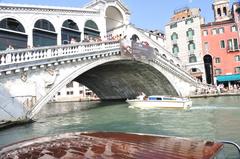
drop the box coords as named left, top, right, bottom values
left=171, top=32, right=178, bottom=40
left=186, top=28, right=194, bottom=37
left=188, top=42, right=195, bottom=51
left=0, top=18, right=27, bottom=50
left=172, top=45, right=179, bottom=54
left=61, top=19, right=80, bottom=44
left=33, top=19, right=57, bottom=47
left=203, top=55, right=213, bottom=84
left=0, top=18, right=25, bottom=32
left=217, top=8, right=221, bottom=16
left=185, top=18, right=193, bottom=24
left=189, top=55, right=197, bottom=63
left=84, top=20, right=100, bottom=40
left=223, top=7, right=227, bottom=16
left=105, top=6, right=123, bottom=32
left=162, top=54, right=167, bottom=59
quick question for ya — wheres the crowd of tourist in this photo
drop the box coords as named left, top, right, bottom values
left=195, top=83, right=240, bottom=95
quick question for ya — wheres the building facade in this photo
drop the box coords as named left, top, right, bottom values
left=53, top=81, right=98, bottom=102
left=0, top=0, right=130, bottom=50
left=201, top=0, right=240, bottom=85
left=0, top=0, right=130, bottom=102
left=165, top=7, right=206, bottom=82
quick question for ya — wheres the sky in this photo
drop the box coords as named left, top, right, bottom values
left=0, top=0, right=236, bottom=31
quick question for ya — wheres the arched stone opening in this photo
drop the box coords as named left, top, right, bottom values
left=33, top=19, right=57, bottom=47
left=204, top=54, right=214, bottom=84
left=74, top=60, right=178, bottom=100
left=0, top=18, right=27, bottom=50
left=61, top=19, right=80, bottom=44
left=105, top=6, right=124, bottom=32
left=84, top=20, right=100, bottom=41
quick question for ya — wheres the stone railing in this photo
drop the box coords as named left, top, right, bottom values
left=0, top=41, right=121, bottom=72
left=128, top=24, right=182, bottom=66
left=153, top=51, right=198, bottom=85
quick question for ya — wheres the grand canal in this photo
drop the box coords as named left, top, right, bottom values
left=0, top=96, right=240, bottom=158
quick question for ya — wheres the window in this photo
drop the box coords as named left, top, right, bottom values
left=203, top=30, right=208, bottom=36
left=185, top=18, right=193, bottom=24
left=235, top=67, right=240, bottom=73
left=220, top=40, right=225, bottom=48
left=188, top=42, right=195, bottom=51
left=215, top=69, right=222, bottom=75
left=171, top=32, right=178, bottom=40
left=215, top=57, right=221, bottom=63
left=192, top=68, right=197, bottom=72
left=218, top=28, right=224, bottom=34
left=79, top=90, right=83, bottom=94
left=231, top=25, right=237, bottom=32
left=228, top=38, right=239, bottom=51
left=212, top=29, right=217, bottom=35
left=189, top=55, right=197, bottom=63
left=228, top=39, right=233, bottom=50
left=204, top=42, right=209, bottom=51
left=170, top=23, right=177, bottom=29
left=235, top=55, right=240, bottom=61
left=172, top=45, right=179, bottom=54
left=234, top=39, right=239, bottom=50
left=57, top=92, right=61, bottom=96
left=186, top=28, right=194, bottom=37
left=223, top=7, right=227, bottom=16
left=217, top=8, right=221, bottom=17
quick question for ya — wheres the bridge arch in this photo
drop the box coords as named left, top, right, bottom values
left=105, top=6, right=124, bottom=32
left=0, top=18, right=27, bottom=50
left=33, top=19, right=57, bottom=47
left=28, top=57, right=178, bottom=118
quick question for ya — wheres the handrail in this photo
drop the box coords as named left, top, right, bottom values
left=219, top=140, right=240, bottom=156
left=0, top=100, right=17, bottom=119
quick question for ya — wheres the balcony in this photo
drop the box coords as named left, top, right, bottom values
left=227, top=46, right=240, bottom=52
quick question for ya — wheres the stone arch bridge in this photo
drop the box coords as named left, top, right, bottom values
left=0, top=40, right=201, bottom=120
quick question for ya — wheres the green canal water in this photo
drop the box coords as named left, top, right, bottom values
left=0, top=96, right=240, bottom=158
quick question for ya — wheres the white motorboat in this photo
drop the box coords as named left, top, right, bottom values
left=126, top=95, right=192, bottom=109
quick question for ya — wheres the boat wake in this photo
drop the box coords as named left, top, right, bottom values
left=191, top=106, right=240, bottom=110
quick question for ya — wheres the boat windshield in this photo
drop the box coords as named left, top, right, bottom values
left=148, top=97, right=162, bottom=100
left=162, top=97, right=175, bottom=101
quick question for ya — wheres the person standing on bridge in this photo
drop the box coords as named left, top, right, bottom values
left=121, top=35, right=132, bottom=55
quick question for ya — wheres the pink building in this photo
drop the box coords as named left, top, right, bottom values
left=201, top=0, right=240, bottom=85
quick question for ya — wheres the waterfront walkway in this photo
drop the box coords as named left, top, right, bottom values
left=190, top=92, right=240, bottom=98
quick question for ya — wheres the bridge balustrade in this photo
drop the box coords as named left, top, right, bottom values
left=0, top=41, right=121, bottom=72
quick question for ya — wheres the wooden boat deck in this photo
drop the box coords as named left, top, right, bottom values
left=0, top=132, right=223, bottom=159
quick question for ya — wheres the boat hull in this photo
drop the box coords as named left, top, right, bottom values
left=127, top=99, right=192, bottom=109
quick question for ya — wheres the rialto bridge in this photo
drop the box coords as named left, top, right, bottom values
left=0, top=0, right=203, bottom=120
